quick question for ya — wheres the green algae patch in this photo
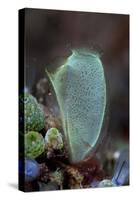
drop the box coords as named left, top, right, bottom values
left=25, top=131, right=45, bottom=159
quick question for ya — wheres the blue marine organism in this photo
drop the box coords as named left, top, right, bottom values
left=46, top=48, right=106, bottom=163
left=112, top=149, right=129, bottom=186
left=25, top=159, right=40, bottom=182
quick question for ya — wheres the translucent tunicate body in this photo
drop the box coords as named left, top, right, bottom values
left=46, top=49, right=106, bottom=163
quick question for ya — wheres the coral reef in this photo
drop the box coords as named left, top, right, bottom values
left=19, top=45, right=129, bottom=190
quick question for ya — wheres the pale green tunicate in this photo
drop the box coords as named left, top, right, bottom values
left=46, top=49, right=106, bottom=163
left=98, top=179, right=116, bottom=187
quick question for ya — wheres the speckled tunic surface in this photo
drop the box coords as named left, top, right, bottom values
left=46, top=49, right=106, bottom=163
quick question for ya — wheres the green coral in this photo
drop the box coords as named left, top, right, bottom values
left=45, top=128, right=63, bottom=151
left=25, top=131, right=45, bottom=159
left=23, top=93, right=45, bottom=132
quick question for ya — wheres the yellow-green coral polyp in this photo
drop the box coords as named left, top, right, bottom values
left=46, top=49, right=106, bottom=163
